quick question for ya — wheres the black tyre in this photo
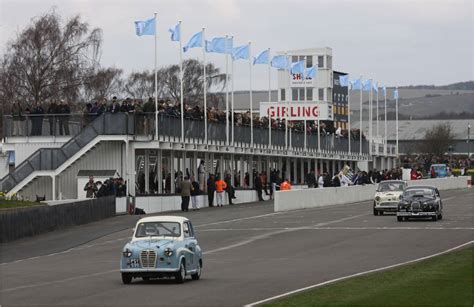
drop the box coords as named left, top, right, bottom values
left=438, top=214, right=443, bottom=220
left=432, top=215, right=438, bottom=221
left=191, top=260, right=202, bottom=280
left=122, top=273, right=132, bottom=284
left=175, top=261, right=186, bottom=284
left=397, top=216, right=403, bottom=222
left=373, top=208, right=378, bottom=216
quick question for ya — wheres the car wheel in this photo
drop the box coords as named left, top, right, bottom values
left=438, top=214, right=443, bottom=220
left=373, top=208, right=378, bottom=216
left=122, top=273, right=132, bottom=284
left=175, top=261, right=186, bottom=284
left=191, top=260, right=202, bottom=280
left=432, top=215, right=438, bottom=221
left=397, top=216, right=403, bottom=222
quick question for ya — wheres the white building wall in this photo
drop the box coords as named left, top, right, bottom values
left=8, top=140, right=69, bottom=166
left=18, top=141, right=124, bottom=200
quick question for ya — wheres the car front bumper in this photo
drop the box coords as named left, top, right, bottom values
left=396, top=211, right=437, bottom=217
left=120, top=267, right=180, bottom=273
left=374, top=202, right=398, bottom=211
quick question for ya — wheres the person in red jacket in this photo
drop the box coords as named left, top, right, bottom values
left=215, top=176, right=227, bottom=207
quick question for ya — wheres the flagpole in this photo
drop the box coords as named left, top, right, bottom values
left=249, top=41, right=253, bottom=147
left=154, top=12, right=158, bottom=141
left=369, top=79, right=373, bottom=155
left=225, top=35, right=229, bottom=146
left=268, top=48, right=271, bottom=149
left=347, top=75, right=351, bottom=154
left=231, top=38, right=235, bottom=146
left=395, top=87, right=399, bottom=157
left=202, top=27, right=207, bottom=144
left=384, top=86, right=387, bottom=155
left=179, top=20, right=184, bottom=144
left=376, top=83, right=379, bottom=139
left=303, top=56, right=307, bottom=152
left=359, top=75, right=363, bottom=155
left=285, top=51, right=289, bottom=150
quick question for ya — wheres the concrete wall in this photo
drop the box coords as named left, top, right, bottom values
left=116, top=188, right=274, bottom=214
left=275, top=176, right=471, bottom=212
left=0, top=196, right=116, bottom=243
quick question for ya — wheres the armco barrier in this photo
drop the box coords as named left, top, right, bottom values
left=0, top=196, right=116, bottom=243
left=275, top=176, right=471, bottom=212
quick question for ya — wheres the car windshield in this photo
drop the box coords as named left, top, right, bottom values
left=378, top=182, right=404, bottom=192
left=404, top=188, right=435, bottom=198
left=135, top=222, right=181, bottom=238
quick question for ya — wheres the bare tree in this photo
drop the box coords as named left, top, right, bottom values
left=0, top=11, right=102, bottom=106
left=123, top=70, right=165, bottom=100
left=418, top=123, right=455, bottom=156
left=82, top=67, right=123, bottom=101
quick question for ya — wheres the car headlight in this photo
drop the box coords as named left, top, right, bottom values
left=164, top=247, right=173, bottom=257
left=375, top=196, right=381, bottom=202
left=122, top=248, right=133, bottom=258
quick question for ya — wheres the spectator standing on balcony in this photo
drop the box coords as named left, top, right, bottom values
left=30, top=102, right=45, bottom=136
left=190, top=176, right=200, bottom=210
left=84, top=176, right=98, bottom=198
left=207, top=174, right=216, bottom=207
left=12, top=102, right=25, bottom=136
left=215, top=176, right=227, bottom=207
left=143, top=97, right=155, bottom=135
left=47, top=101, right=58, bottom=135
left=180, top=176, right=191, bottom=212
left=59, top=100, right=71, bottom=135
left=108, top=97, right=120, bottom=113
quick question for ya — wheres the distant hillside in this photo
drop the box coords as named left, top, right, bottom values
left=400, top=81, right=474, bottom=91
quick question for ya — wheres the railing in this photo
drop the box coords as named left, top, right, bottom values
left=1, top=112, right=377, bottom=192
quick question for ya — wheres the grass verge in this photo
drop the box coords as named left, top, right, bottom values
left=265, top=246, right=473, bottom=307
left=0, top=200, right=42, bottom=209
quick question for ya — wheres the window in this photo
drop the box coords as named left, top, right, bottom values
left=292, top=88, right=298, bottom=101
left=327, top=56, right=332, bottom=69
left=318, top=56, right=324, bottom=68
left=318, top=88, right=324, bottom=100
left=184, top=222, right=191, bottom=238
left=334, top=93, right=337, bottom=101
left=306, top=56, right=313, bottom=68
left=327, top=88, right=333, bottom=102
left=299, top=88, right=305, bottom=101
left=280, top=89, right=285, bottom=101
left=306, top=88, right=313, bottom=101
left=292, top=55, right=298, bottom=63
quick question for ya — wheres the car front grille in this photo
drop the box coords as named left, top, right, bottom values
left=140, top=250, right=157, bottom=268
left=411, top=201, right=421, bottom=211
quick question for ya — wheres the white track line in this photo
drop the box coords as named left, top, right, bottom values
left=200, top=226, right=474, bottom=231
left=244, top=240, right=474, bottom=307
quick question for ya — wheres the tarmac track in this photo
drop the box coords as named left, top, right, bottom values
left=0, top=188, right=473, bottom=306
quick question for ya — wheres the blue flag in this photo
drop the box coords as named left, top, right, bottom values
left=135, top=17, right=156, bottom=36
left=382, top=84, right=387, bottom=97
left=253, top=49, right=269, bottom=65
left=372, top=81, right=378, bottom=93
left=205, top=37, right=232, bottom=54
left=232, top=44, right=250, bottom=60
left=305, top=66, right=317, bottom=79
left=351, top=78, right=362, bottom=90
left=363, top=79, right=372, bottom=92
left=339, top=75, right=350, bottom=87
left=291, top=60, right=305, bottom=74
left=183, top=31, right=203, bottom=52
left=271, top=55, right=289, bottom=69
left=168, top=23, right=180, bottom=42
left=393, top=89, right=399, bottom=100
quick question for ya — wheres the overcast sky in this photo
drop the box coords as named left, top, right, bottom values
left=1, top=0, right=473, bottom=91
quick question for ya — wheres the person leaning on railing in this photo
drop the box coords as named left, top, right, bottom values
left=11, top=102, right=25, bottom=136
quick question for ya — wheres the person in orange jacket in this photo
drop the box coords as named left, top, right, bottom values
left=215, top=176, right=227, bottom=207
left=280, top=179, right=292, bottom=191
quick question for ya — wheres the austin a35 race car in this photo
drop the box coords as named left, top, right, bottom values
left=120, top=216, right=202, bottom=284
left=373, top=180, right=407, bottom=215
left=396, top=185, right=443, bottom=222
